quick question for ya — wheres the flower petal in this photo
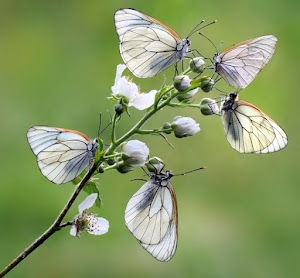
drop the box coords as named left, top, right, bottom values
left=116, top=77, right=138, bottom=100
left=86, top=216, right=109, bottom=235
left=70, top=225, right=77, bottom=236
left=112, top=64, right=127, bottom=94
left=128, top=90, right=158, bottom=110
left=78, top=193, right=98, bottom=214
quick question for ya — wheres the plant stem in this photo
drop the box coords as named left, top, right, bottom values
left=136, top=128, right=173, bottom=135
left=168, top=102, right=200, bottom=109
left=0, top=164, right=98, bottom=277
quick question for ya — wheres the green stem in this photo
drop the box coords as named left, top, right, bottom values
left=103, top=153, right=121, bottom=160
left=168, top=102, right=200, bottom=109
left=136, top=128, right=173, bottom=135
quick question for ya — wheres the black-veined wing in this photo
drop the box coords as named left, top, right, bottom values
left=114, top=8, right=188, bottom=78
left=221, top=97, right=288, bottom=153
left=125, top=178, right=178, bottom=261
left=27, top=126, right=98, bottom=184
left=214, top=35, right=277, bottom=88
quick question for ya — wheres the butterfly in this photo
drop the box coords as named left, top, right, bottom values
left=27, top=126, right=98, bottom=184
left=125, top=166, right=178, bottom=261
left=221, top=92, right=288, bottom=153
left=114, top=8, right=192, bottom=78
left=214, top=35, right=277, bottom=88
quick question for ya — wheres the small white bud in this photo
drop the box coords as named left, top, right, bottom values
left=121, top=140, right=149, bottom=166
left=146, top=157, right=165, bottom=173
left=173, top=75, right=191, bottom=92
left=171, top=116, right=200, bottom=138
left=177, top=88, right=199, bottom=101
left=200, top=98, right=220, bottom=116
left=200, top=78, right=214, bottom=93
left=190, top=57, right=205, bottom=73
left=116, top=161, right=134, bottom=174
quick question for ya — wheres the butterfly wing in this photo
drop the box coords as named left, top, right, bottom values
left=216, top=35, right=277, bottom=88
left=114, top=8, right=182, bottom=78
left=222, top=99, right=287, bottom=153
left=125, top=179, right=178, bottom=261
left=27, top=126, right=97, bottom=184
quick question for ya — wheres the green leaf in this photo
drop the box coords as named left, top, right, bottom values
left=83, top=179, right=102, bottom=208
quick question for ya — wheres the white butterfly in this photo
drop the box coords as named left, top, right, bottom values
left=214, top=35, right=277, bottom=88
left=125, top=169, right=178, bottom=261
left=221, top=92, right=288, bottom=153
left=114, top=8, right=191, bottom=78
left=27, top=126, right=98, bottom=184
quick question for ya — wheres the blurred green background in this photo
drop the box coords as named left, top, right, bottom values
left=0, top=0, right=299, bottom=277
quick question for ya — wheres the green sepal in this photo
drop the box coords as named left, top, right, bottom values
left=83, top=178, right=102, bottom=208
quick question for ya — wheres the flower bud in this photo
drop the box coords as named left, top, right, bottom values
left=173, top=75, right=191, bottom=92
left=116, top=161, right=133, bottom=174
left=121, top=140, right=149, bottom=166
left=200, top=78, right=214, bottom=93
left=171, top=116, right=200, bottom=138
left=177, top=88, right=198, bottom=101
left=200, top=98, right=220, bottom=116
left=190, top=57, right=205, bottom=73
left=106, top=158, right=116, bottom=166
left=114, top=104, right=125, bottom=115
left=98, top=165, right=105, bottom=173
left=146, top=157, right=165, bottom=173
left=162, top=122, right=172, bottom=134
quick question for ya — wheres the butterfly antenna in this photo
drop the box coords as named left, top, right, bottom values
left=218, top=41, right=224, bottom=54
left=173, top=167, right=206, bottom=176
left=198, top=32, right=218, bottom=53
left=196, top=20, right=217, bottom=33
left=97, top=113, right=102, bottom=138
left=189, top=20, right=217, bottom=38
left=187, top=19, right=205, bottom=38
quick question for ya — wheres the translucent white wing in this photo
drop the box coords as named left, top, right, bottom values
left=114, top=8, right=182, bottom=78
left=27, top=126, right=98, bottom=184
left=216, top=35, right=277, bottom=88
left=125, top=179, right=178, bottom=261
left=222, top=99, right=288, bottom=153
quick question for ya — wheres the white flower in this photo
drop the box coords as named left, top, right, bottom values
left=122, top=140, right=149, bottom=166
left=173, top=75, right=191, bottom=92
left=111, top=64, right=158, bottom=110
left=200, top=98, right=220, bottom=115
left=70, top=193, right=109, bottom=238
left=172, top=116, right=200, bottom=138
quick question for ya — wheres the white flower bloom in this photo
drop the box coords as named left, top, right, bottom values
left=174, top=75, right=191, bottom=92
left=128, top=89, right=158, bottom=110
left=70, top=193, right=109, bottom=238
left=172, top=116, right=200, bottom=138
left=122, top=140, right=149, bottom=166
left=111, top=64, right=158, bottom=110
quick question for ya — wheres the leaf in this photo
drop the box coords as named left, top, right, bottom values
left=83, top=180, right=102, bottom=208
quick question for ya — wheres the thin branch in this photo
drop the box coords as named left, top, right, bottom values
left=0, top=164, right=97, bottom=277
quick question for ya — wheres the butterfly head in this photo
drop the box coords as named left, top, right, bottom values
left=221, top=92, right=238, bottom=111
left=153, top=169, right=174, bottom=186
left=213, top=53, right=221, bottom=64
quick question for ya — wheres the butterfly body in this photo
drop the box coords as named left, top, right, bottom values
left=114, top=8, right=191, bottom=78
left=125, top=169, right=178, bottom=261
